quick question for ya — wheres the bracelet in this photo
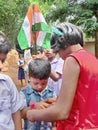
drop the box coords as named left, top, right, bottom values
left=29, top=102, right=36, bottom=109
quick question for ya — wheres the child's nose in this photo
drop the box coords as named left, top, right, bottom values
left=37, top=84, right=42, bottom=88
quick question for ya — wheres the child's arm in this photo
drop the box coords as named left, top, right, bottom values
left=20, top=91, right=31, bottom=119
left=21, top=99, right=56, bottom=119
left=21, top=107, right=31, bottom=119
left=33, top=101, right=51, bottom=109
left=18, top=60, right=24, bottom=68
left=12, top=110, right=22, bottom=130
left=30, top=98, right=57, bottom=110
left=21, top=100, right=51, bottom=118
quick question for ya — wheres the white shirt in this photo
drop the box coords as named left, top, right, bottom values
left=0, top=74, right=20, bottom=130
left=48, top=57, right=64, bottom=96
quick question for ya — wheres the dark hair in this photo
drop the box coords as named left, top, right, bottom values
left=0, top=31, right=11, bottom=54
left=30, top=45, right=44, bottom=55
left=51, top=22, right=84, bottom=52
left=28, top=58, right=51, bottom=80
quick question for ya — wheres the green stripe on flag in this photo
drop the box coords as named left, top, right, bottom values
left=42, top=33, right=51, bottom=49
left=32, top=22, right=51, bottom=33
left=32, top=22, right=51, bottom=49
left=17, top=28, right=29, bottom=50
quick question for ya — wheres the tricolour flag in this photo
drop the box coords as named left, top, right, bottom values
left=17, top=3, right=51, bottom=50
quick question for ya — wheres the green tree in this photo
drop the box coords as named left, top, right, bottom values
left=40, top=0, right=98, bottom=57
left=0, top=0, right=30, bottom=47
left=1, top=0, right=98, bottom=56
left=66, top=0, right=98, bottom=57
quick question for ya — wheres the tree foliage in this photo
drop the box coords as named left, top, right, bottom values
left=66, top=0, right=98, bottom=38
left=0, top=0, right=30, bottom=47
left=38, top=0, right=98, bottom=38
left=0, top=0, right=98, bottom=54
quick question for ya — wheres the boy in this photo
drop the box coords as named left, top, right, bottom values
left=20, top=58, right=56, bottom=130
left=44, top=49, right=64, bottom=96
left=0, top=31, right=22, bottom=130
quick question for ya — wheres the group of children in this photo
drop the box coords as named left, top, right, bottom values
left=0, top=30, right=63, bottom=130
left=2, top=22, right=98, bottom=130
left=17, top=46, right=64, bottom=130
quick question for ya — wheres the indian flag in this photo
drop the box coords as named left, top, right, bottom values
left=17, top=3, right=51, bottom=50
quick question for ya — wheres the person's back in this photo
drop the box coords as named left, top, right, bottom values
left=57, top=49, right=98, bottom=130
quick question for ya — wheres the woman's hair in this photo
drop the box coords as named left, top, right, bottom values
left=28, top=58, right=51, bottom=80
left=0, top=31, right=11, bottom=54
left=51, top=22, right=84, bottom=52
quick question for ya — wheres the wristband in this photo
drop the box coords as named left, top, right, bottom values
left=29, top=102, right=36, bottom=109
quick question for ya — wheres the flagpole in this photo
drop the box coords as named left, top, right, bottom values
left=32, top=4, right=37, bottom=55
left=33, top=31, right=37, bottom=55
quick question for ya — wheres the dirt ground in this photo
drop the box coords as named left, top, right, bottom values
left=1, top=49, right=22, bottom=91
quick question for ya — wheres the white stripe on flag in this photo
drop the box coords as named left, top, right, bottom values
left=22, top=16, right=31, bottom=47
left=37, top=32, right=46, bottom=46
left=32, top=12, right=47, bottom=25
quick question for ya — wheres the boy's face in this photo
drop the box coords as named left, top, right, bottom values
left=29, top=77, right=48, bottom=92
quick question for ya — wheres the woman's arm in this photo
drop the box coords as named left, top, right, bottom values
left=26, top=56, right=80, bottom=122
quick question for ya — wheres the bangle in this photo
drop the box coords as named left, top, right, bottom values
left=29, top=102, right=36, bottom=109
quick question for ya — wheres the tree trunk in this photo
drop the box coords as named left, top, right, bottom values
left=95, top=30, right=98, bottom=58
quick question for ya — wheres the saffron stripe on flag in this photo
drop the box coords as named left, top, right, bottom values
left=17, top=3, right=51, bottom=50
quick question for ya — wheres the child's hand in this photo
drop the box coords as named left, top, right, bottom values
left=32, top=51, right=47, bottom=60
left=27, top=110, right=36, bottom=122
left=34, top=100, right=50, bottom=109
left=34, top=98, right=57, bottom=109
left=44, top=49, right=55, bottom=62
left=44, top=49, right=54, bottom=58
left=44, top=98, right=57, bottom=105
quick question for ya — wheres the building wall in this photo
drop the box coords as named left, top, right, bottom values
left=84, top=41, right=95, bottom=55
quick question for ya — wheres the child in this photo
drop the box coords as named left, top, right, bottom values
left=23, top=45, right=46, bottom=83
left=20, top=58, right=56, bottom=130
left=18, top=53, right=26, bottom=88
left=44, top=49, right=64, bottom=96
left=0, top=31, right=22, bottom=130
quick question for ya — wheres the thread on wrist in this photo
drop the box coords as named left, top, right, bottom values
left=29, top=102, right=36, bottom=109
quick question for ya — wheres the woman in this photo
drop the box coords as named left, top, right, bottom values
left=26, top=23, right=98, bottom=130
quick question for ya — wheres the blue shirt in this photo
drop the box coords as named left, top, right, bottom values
left=20, top=83, right=56, bottom=130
